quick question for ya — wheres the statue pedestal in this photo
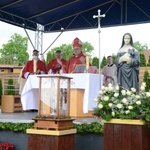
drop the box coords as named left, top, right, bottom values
left=102, top=119, right=150, bottom=150
left=27, top=129, right=77, bottom=150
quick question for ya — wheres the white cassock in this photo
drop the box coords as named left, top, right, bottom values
left=102, top=64, right=117, bottom=86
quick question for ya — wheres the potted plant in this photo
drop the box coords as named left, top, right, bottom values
left=143, top=70, right=150, bottom=92
left=1, top=78, right=18, bottom=113
left=93, top=82, right=150, bottom=122
left=93, top=83, right=150, bottom=150
left=7, top=79, right=15, bottom=95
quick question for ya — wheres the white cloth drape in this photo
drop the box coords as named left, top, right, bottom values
left=21, top=74, right=103, bottom=113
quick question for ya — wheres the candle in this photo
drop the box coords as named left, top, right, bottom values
left=86, top=55, right=89, bottom=72
left=33, top=59, right=37, bottom=74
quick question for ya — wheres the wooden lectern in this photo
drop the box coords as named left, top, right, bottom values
left=70, top=89, right=93, bottom=117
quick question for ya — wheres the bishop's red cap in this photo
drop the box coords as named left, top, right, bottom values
left=72, top=37, right=82, bottom=48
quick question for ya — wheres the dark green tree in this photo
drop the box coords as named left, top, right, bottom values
left=143, top=70, right=150, bottom=92
left=100, top=56, right=107, bottom=68
left=147, top=56, right=150, bottom=66
left=140, top=53, right=146, bottom=67
left=0, top=33, right=29, bottom=65
left=92, top=57, right=99, bottom=68
left=46, top=51, right=55, bottom=65
left=50, top=44, right=72, bottom=60
left=0, top=79, right=2, bottom=105
left=81, top=42, right=94, bottom=56
left=48, top=42, right=94, bottom=60
left=7, top=79, right=15, bottom=95
left=112, top=54, right=117, bottom=63
left=133, top=41, right=148, bottom=52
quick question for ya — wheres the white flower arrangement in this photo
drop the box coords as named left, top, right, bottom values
left=93, top=83, right=150, bottom=122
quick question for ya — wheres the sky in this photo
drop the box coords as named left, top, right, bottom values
left=0, top=21, right=150, bottom=60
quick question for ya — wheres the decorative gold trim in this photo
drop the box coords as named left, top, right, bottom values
left=26, top=129, right=77, bottom=136
left=101, top=119, right=148, bottom=125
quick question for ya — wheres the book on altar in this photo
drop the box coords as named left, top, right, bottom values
left=74, top=64, right=86, bottom=73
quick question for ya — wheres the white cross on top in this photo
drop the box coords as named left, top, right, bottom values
left=93, top=9, right=106, bottom=29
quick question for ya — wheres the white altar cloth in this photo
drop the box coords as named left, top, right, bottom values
left=21, top=74, right=103, bottom=113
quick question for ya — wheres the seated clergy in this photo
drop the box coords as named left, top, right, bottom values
left=22, top=49, right=47, bottom=79
left=47, top=50, right=67, bottom=74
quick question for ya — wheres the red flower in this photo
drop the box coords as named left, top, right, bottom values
left=0, top=143, right=14, bottom=150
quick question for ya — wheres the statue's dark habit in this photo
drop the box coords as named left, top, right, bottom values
left=115, top=33, right=140, bottom=91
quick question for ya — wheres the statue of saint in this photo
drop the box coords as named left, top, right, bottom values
left=115, top=33, right=140, bottom=91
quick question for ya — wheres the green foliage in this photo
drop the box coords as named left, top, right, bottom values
left=92, top=57, right=99, bottom=68
left=0, top=122, right=104, bottom=135
left=46, top=51, right=55, bottom=65
left=0, top=79, right=2, bottom=105
left=112, top=54, right=117, bottom=63
left=0, top=122, right=34, bottom=133
left=93, top=107, right=112, bottom=121
left=140, top=53, right=146, bottom=67
left=145, top=109, right=150, bottom=122
left=47, top=42, right=94, bottom=61
left=73, top=122, right=103, bottom=135
left=93, top=83, right=150, bottom=122
left=100, top=56, right=107, bottom=68
left=7, top=79, right=15, bottom=95
left=35, top=115, right=71, bottom=119
left=50, top=44, right=72, bottom=60
left=81, top=42, right=94, bottom=56
left=143, top=70, right=150, bottom=92
left=0, top=33, right=29, bottom=65
left=147, top=56, right=150, bottom=66
left=133, top=41, right=148, bottom=52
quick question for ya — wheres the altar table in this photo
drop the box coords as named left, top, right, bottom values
left=21, top=74, right=103, bottom=116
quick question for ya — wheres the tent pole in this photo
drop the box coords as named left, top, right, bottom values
left=24, top=27, right=35, bottom=50
left=42, top=28, right=64, bottom=55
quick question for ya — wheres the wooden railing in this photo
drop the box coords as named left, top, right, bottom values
left=0, top=67, right=149, bottom=94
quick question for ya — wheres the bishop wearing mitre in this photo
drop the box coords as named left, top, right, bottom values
left=67, top=37, right=87, bottom=73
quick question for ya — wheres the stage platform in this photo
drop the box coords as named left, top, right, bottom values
left=0, top=109, right=103, bottom=150
left=0, top=110, right=101, bottom=125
